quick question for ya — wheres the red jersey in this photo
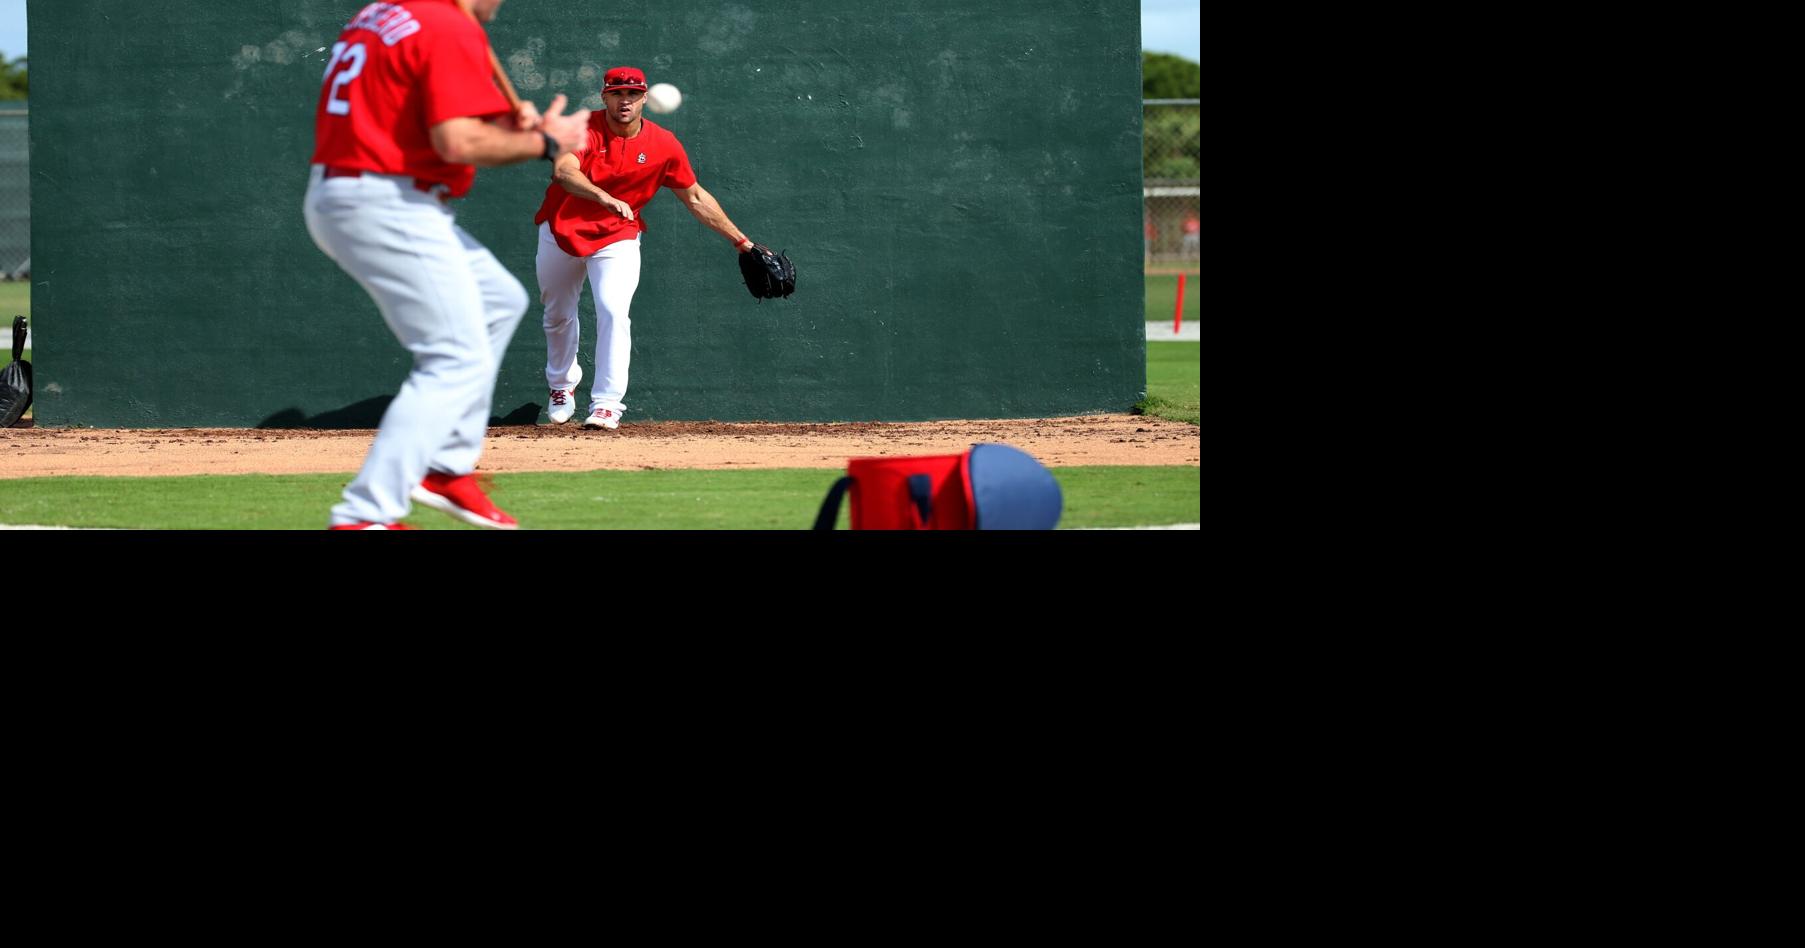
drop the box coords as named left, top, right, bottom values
left=534, top=117, right=698, bottom=256
left=311, top=0, right=511, bottom=198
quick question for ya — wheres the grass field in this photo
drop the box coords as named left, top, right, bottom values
left=1141, top=271, right=1199, bottom=426
left=0, top=466, right=1199, bottom=530
left=1145, top=273, right=1199, bottom=325
left=1141, top=342, right=1198, bottom=425
left=0, top=281, right=28, bottom=321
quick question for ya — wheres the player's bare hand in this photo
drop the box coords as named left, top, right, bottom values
left=601, top=197, right=635, bottom=221
left=512, top=100, right=543, bottom=132
left=541, top=94, right=592, bottom=155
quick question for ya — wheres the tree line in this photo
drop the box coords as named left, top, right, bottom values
left=1143, top=51, right=1200, bottom=100
left=1, top=54, right=25, bottom=101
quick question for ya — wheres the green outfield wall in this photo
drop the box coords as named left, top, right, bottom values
left=28, top=0, right=1142, bottom=426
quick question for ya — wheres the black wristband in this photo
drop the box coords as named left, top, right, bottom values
left=540, top=131, right=559, bottom=161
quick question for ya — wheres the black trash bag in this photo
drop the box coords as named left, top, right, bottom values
left=0, top=315, right=32, bottom=428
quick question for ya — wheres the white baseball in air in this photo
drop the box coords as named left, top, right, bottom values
left=645, top=83, right=682, bottom=114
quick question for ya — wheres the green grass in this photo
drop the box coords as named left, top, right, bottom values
left=0, top=280, right=28, bottom=321
left=1140, top=274, right=1200, bottom=425
left=1052, top=466, right=1198, bottom=527
left=1139, top=341, right=1198, bottom=425
left=1145, top=273, right=1199, bottom=324
left=0, top=466, right=1198, bottom=530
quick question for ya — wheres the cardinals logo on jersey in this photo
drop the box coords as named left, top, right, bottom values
left=637, top=153, right=647, bottom=164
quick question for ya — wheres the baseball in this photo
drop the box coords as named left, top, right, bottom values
left=645, top=82, right=682, bottom=114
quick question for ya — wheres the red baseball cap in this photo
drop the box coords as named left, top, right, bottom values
left=603, top=67, right=648, bottom=92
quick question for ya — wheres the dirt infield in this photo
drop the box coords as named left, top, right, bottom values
left=1, top=415, right=1199, bottom=479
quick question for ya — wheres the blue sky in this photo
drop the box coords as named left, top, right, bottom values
left=1140, top=0, right=1200, bottom=63
left=0, top=1, right=1197, bottom=64
left=0, top=0, right=23, bottom=60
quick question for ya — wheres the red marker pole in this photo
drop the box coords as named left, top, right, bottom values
left=1172, top=272, right=1187, bottom=334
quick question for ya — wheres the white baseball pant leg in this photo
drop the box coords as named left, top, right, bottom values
left=536, top=221, right=642, bottom=415
left=304, top=166, right=528, bottom=526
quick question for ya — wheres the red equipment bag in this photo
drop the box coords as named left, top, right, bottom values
left=813, top=443, right=1062, bottom=530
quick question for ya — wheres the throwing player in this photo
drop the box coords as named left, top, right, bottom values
left=533, top=66, right=764, bottom=429
left=305, top=0, right=589, bottom=529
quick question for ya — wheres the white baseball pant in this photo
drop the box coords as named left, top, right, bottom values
left=303, top=165, right=528, bottom=526
left=535, top=221, right=642, bottom=415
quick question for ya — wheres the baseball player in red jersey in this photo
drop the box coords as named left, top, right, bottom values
left=305, top=0, right=590, bottom=530
left=534, top=67, right=764, bottom=429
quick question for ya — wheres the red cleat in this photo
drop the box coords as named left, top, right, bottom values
left=411, top=471, right=519, bottom=530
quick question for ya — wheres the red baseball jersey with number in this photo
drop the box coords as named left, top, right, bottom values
left=534, top=117, right=698, bottom=256
left=311, top=0, right=511, bottom=198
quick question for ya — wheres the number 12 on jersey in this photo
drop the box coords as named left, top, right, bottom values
left=321, top=41, right=368, bottom=116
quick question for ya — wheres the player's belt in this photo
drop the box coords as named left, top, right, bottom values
left=322, top=165, right=452, bottom=202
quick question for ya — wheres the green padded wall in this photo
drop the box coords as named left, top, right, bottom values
left=29, top=0, right=1142, bottom=426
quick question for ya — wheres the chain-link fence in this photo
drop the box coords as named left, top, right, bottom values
left=1143, top=99, right=1198, bottom=269
left=0, top=104, right=25, bottom=281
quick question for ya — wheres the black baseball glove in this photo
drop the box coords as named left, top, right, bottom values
left=738, top=243, right=796, bottom=300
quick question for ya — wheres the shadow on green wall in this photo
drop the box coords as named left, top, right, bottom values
left=257, top=398, right=543, bottom=429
